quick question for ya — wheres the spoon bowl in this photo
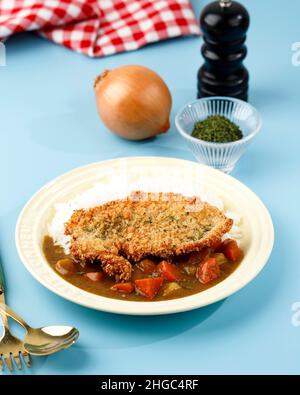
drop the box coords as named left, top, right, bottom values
left=0, top=304, right=79, bottom=356
left=23, top=326, right=79, bottom=356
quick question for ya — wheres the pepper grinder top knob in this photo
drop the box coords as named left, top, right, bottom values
left=219, top=0, right=232, bottom=7
left=200, top=1, right=249, bottom=45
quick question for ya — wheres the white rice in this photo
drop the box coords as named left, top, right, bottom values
left=48, top=177, right=243, bottom=254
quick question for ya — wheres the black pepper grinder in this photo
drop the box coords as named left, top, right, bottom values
left=197, top=0, right=250, bottom=101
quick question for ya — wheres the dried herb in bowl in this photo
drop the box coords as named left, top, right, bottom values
left=191, top=115, right=243, bottom=143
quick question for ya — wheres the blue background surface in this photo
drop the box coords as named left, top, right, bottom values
left=1, top=0, right=300, bottom=375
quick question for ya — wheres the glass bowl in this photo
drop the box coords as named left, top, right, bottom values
left=175, top=97, right=262, bottom=173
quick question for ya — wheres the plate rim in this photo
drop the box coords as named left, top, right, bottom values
left=15, top=156, right=274, bottom=315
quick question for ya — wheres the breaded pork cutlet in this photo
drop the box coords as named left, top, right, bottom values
left=65, top=192, right=233, bottom=281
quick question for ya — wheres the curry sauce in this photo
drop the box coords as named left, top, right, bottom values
left=43, top=235, right=241, bottom=302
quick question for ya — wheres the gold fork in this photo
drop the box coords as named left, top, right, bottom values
left=0, top=262, right=30, bottom=371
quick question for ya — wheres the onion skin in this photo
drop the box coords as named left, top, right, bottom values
left=94, top=65, right=172, bottom=141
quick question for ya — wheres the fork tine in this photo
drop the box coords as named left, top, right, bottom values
left=4, top=355, right=13, bottom=371
left=13, top=353, right=22, bottom=370
left=22, top=352, right=31, bottom=368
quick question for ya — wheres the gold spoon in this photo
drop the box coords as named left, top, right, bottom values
left=0, top=303, right=79, bottom=356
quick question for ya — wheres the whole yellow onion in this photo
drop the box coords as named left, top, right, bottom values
left=94, top=65, right=172, bottom=141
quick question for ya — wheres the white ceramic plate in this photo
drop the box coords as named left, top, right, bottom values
left=16, top=157, right=274, bottom=315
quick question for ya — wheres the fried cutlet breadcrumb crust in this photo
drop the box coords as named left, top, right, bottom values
left=65, top=192, right=233, bottom=281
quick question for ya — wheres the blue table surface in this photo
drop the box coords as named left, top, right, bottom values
left=1, top=0, right=300, bottom=375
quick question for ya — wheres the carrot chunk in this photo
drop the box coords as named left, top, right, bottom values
left=187, top=249, right=211, bottom=264
left=212, top=238, right=223, bottom=250
left=135, top=277, right=164, bottom=299
left=110, top=282, right=134, bottom=294
left=136, top=258, right=156, bottom=274
left=219, top=239, right=243, bottom=262
left=84, top=272, right=104, bottom=282
left=196, top=257, right=220, bottom=284
left=156, top=261, right=182, bottom=282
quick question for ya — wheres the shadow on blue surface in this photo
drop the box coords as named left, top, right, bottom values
left=5, top=33, right=45, bottom=58
left=250, top=87, right=292, bottom=111
left=29, top=301, right=223, bottom=374
left=78, top=299, right=224, bottom=345
left=26, top=95, right=194, bottom=158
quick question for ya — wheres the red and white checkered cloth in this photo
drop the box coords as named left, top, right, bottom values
left=0, top=0, right=200, bottom=57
